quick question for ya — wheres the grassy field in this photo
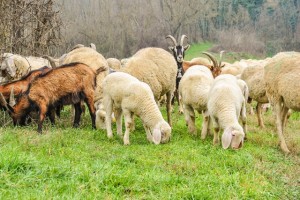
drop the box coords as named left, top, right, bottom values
left=0, top=44, right=299, bottom=199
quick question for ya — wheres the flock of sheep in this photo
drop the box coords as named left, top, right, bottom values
left=0, top=36, right=299, bottom=154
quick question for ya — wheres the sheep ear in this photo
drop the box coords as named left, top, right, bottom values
left=152, top=128, right=161, bottom=145
left=222, top=128, right=233, bottom=149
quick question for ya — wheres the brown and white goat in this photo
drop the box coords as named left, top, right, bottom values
left=1, top=63, right=98, bottom=133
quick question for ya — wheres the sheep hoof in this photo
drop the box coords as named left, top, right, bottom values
left=280, top=143, right=290, bottom=154
left=124, top=141, right=130, bottom=145
left=107, top=134, right=113, bottom=139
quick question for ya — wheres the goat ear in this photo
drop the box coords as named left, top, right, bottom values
left=184, top=44, right=190, bottom=51
left=168, top=46, right=174, bottom=52
left=222, top=128, right=233, bottom=149
left=152, top=128, right=161, bottom=145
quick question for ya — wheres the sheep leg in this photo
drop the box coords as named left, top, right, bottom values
left=256, top=102, right=265, bottom=128
left=201, top=111, right=210, bottom=139
left=37, top=104, right=47, bottom=134
left=184, top=105, right=196, bottom=135
left=166, top=91, right=172, bottom=127
left=274, top=102, right=290, bottom=153
left=212, top=118, right=220, bottom=145
left=114, top=108, right=123, bottom=137
left=241, top=101, right=247, bottom=137
left=281, top=107, right=289, bottom=128
left=123, top=110, right=133, bottom=145
left=143, top=124, right=153, bottom=142
left=175, top=89, right=183, bottom=114
left=73, top=103, right=82, bottom=128
left=104, top=97, right=113, bottom=139
left=130, top=113, right=136, bottom=132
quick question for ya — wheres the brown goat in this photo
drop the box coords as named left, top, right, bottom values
left=0, top=66, right=51, bottom=100
left=1, top=62, right=98, bottom=133
left=182, top=52, right=224, bottom=78
left=0, top=66, right=52, bottom=125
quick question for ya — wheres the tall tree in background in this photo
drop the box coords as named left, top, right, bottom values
left=0, top=0, right=63, bottom=56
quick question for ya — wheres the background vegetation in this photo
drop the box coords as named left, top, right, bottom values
left=0, top=0, right=300, bottom=58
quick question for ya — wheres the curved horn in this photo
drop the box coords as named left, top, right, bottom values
left=42, top=55, right=58, bottom=68
left=166, top=35, right=177, bottom=46
left=180, top=35, right=188, bottom=46
left=0, top=92, right=13, bottom=112
left=202, top=52, right=218, bottom=69
left=219, top=50, right=225, bottom=67
left=9, top=86, right=16, bottom=107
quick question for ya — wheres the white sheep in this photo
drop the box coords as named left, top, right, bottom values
left=179, top=65, right=214, bottom=138
left=264, top=51, right=300, bottom=153
left=240, top=62, right=269, bottom=127
left=0, top=53, right=51, bottom=82
left=102, top=72, right=171, bottom=145
left=43, top=43, right=97, bottom=68
left=207, top=74, right=248, bottom=149
left=120, top=47, right=177, bottom=126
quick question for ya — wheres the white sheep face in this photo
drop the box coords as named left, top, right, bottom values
left=159, top=121, right=172, bottom=144
left=1, top=57, right=16, bottom=78
left=222, top=128, right=244, bottom=150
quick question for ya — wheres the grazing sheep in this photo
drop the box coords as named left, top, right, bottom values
left=120, top=47, right=177, bottom=126
left=103, top=72, right=171, bottom=145
left=0, top=53, right=51, bottom=82
left=179, top=65, right=214, bottom=138
left=2, top=63, right=99, bottom=133
left=241, top=63, right=269, bottom=127
left=264, top=51, right=300, bottom=153
left=207, top=74, right=248, bottom=149
left=106, top=58, right=122, bottom=71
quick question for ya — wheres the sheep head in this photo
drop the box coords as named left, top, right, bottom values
left=166, top=35, right=190, bottom=63
left=153, top=121, right=171, bottom=144
left=222, top=127, right=244, bottom=150
left=1, top=56, right=16, bottom=79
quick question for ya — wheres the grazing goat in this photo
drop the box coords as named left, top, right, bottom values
left=0, top=66, right=52, bottom=124
left=166, top=35, right=190, bottom=113
left=1, top=63, right=98, bottom=133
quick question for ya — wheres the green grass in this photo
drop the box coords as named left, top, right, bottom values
left=185, top=42, right=263, bottom=63
left=184, top=42, right=213, bottom=61
left=0, top=105, right=299, bottom=199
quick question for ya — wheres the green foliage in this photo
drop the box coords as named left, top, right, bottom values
left=184, top=42, right=213, bottom=61
left=238, top=0, right=265, bottom=24
left=0, top=104, right=299, bottom=199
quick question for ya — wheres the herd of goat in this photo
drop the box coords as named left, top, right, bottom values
left=0, top=35, right=299, bottom=153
